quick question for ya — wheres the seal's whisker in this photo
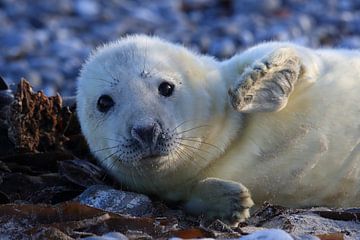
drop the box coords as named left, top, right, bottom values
left=147, top=60, right=162, bottom=76
left=140, top=38, right=149, bottom=77
left=174, top=147, right=199, bottom=169
left=166, top=150, right=177, bottom=171
left=103, top=62, right=121, bottom=84
left=176, top=145, right=207, bottom=166
left=130, top=165, right=139, bottom=189
left=103, top=137, right=122, bottom=143
left=92, top=145, right=119, bottom=153
left=108, top=151, right=129, bottom=176
left=176, top=137, right=222, bottom=152
left=177, top=135, right=204, bottom=139
left=169, top=148, right=179, bottom=170
left=133, top=157, right=148, bottom=177
left=175, top=141, right=211, bottom=154
left=85, top=76, right=113, bottom=84
left=174, top=148, right=196, bottom=168
left=85, top=67, right=121, bottom=85
left=101, top=149, right=122, bottom=164
left=172, top=148, right=184, bottom=164
left=175, top=147, right=193, bottom=162
left=172, top=119, right=202, bottom=133
left=176, top=125, right=211, bottom=135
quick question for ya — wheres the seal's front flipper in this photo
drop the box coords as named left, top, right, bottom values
left=184, top=178, right=254, bottom=226
left=229, top=47, right=302, bottom=113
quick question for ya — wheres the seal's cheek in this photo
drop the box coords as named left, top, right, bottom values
left=175, top=86, right=211, bottom=126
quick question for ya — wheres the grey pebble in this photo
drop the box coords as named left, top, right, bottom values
left=338, top=36, right=360, bottom=49
left=75, top=185, right=153, bottom=217
left=83, top=232, right=128, bottom=240
left=75, top=0, right=100, bottom=18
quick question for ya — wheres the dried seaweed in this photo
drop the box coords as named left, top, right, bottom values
left=7, top=79, right=73, bottom=152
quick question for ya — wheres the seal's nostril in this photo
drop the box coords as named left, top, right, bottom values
left=131, top=122, right=161, bottom=149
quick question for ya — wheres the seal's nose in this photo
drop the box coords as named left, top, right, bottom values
left=131, top=121, right=161, bottom=149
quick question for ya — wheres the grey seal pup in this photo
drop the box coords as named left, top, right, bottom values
left=77, top=35, right=360, bottom=225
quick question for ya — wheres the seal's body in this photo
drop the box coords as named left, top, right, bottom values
left=77, top=35, right=360, bottom=224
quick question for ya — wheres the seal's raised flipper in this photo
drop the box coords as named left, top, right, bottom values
left=229, top=47, right=302, bottom=113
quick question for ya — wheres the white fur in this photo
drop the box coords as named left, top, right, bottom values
left=77, top=35, right=360, bottom=209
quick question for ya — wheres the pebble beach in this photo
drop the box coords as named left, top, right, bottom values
left=1, top=0, right=360, bottom=96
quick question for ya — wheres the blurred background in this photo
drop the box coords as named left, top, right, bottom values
left=0, top=0, right=359, bottom=96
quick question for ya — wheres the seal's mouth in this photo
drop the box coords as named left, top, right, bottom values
left=140, top=154, right=162, bottom=162
left=137, top=149, right=169, bottom=162
left=112, top=142, right=173, bottom=167
left=125, top=152, right=170, bottom=169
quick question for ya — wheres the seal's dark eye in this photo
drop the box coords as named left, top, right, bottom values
left=158, top=82, right=174, bottom=97
left=97, top=95, right=114, bottom=112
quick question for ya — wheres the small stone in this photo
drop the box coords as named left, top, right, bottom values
left=296, top=15, right=313, bottom=32
left=240, top=229, right=294, bottom=240
left=0, top=31, right=35, bottom=58
left=75, top=0, right=100, bottom=18
left=338, top=36, right=360, bottom=49
left=75, top=185, right=153, bottom=217
left=209, top=38, right=236, bottom=59
left=238, top=30, right=254, bottom=46
left=83, top=232, right=128, bottom=240
left=235, top=0, right=281, bottom=13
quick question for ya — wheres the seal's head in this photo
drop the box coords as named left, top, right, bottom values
left=77, top=35, right=235, bottom=192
